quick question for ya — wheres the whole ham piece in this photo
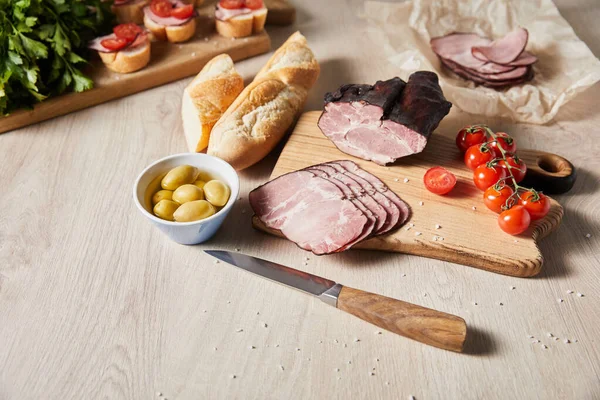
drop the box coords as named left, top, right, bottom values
left=250, top=161, right=410, bottom=254
left=317, top=72, right=452, bottom=165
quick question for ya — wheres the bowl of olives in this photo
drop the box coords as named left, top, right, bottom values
left=133, top=153, right=239, bottom=245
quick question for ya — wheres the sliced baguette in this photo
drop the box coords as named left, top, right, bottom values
left=255, top=31, right=320, bottom=89
left=182, top=54, right=244, bottom=153
left=98, top=41, right=151, bottom=73
left=208, top=31, right=319, bottom=170
left=144, top=14, right=197, bottom=43
left=216, top=8, right=268, bottom=39
left=112, top=0, right=149, bottom=24
left=207, top=79, right=307, bottom=170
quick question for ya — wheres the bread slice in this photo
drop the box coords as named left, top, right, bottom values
left=98, top=41, right=151, bottom=73
left=215, top=8, right=268, bottom=39
left=181, top=54, right=244, bottom=153
left=208, top=78, right=307, bottom=170
left=144, top=14, right=197, bottom=43
left=112, top=0, right=148, bottom=24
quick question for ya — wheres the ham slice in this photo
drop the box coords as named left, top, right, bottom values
left=215, top=5, right=252, bottom=21
left=318, top=72, right=452, bottom=165
left=431, top=28, right=536, bottom=88
left=471, top=28, right=529, bottom=65
left=250, top=162, right=410, bottom=254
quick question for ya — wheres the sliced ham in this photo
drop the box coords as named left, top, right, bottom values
left=250, top=170, right=370, bottom=254
left=318, top=72, right=451, bottom=165
left=431, top=28, right=536, bottom=88
left=250, top=162, right=410, bottom=254
left=471, top=28, right=529, bottom=65
left=215, top=5, right=252, bottom=21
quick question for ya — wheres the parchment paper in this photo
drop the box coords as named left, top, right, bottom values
left=363, top=0, right=600, bottom=124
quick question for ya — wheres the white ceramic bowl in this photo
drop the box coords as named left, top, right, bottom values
left=133, top=153, right=239, bottom=245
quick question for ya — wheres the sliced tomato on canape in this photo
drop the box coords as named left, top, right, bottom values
left=113, top=23, right=143, bottom=42
left=151, top=0, right=173, bottom=17
left=171, top=4, right=194, bottom=19
left=100, top=37, right=130, bottom=51
left=244, top=0, right=264, bottom=9
left=219, top=0, right=244, bottom=9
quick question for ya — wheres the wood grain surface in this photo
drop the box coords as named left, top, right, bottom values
left=252, top=111, right=564, bottom=277
left=1, top=0, right=599, bottom=399
left=0, top=4, right=271, bottom=134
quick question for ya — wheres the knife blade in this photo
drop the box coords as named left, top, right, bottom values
left=204, top=250, right=467, bottom=352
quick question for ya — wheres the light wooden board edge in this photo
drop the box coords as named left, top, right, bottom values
left=251, top=111, right=564, bottom=278
left=0, top=15, right=271, bottom=134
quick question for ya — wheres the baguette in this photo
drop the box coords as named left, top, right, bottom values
left=143, top=14, right=197, bottom=43
left=215, top=8, right=267, bottom=39
left=98, top=41, right=151, bottom=73
left=208, top=31, right=320, bottom=170
left=112, top=0, right=149, bottom=24
left=182, top=54, right=244, bottom=153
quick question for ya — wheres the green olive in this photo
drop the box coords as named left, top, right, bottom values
left=153, top=199, right=179, bottom=221
left=203, top=180, right=231, bottom=207
left=173, top=200, right=216, bottom=222
left=161, top=165, right=199, bottom=190
left=193, top=180, right=206, bottom=189
left=172, top=184, right=204, bottom=204
left=152, top=189, right=173, bottom=205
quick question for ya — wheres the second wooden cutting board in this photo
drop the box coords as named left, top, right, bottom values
left=253, top=111, right=566, bottom=277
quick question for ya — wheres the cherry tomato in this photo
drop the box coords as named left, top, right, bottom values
left=219, top=0, right=244, bottom=9
left=171, top=3, right=194, bottom=19
left=473, top=164, right=507, bottom=191
left=464, top=145, right=494, bottom=171
left=244, top=0, right=263, bottom=9
left=455, top=126, right=487, bottom=153
left=113, top=23, right=143, bottom=42
left=489, top=132, right=516, bottom=157
left=519, top=191, right=550, bottom=220
left=483, top=185, right=514, bottom=213
left=498, top=156, right=527, bottom=183
left=498, top=205, right=531, bottom=235
left=151, top=0, right=172, bottom=17
left=100, top=37, right=129, bottom=51
left=424, top=167, right=457, bottom=195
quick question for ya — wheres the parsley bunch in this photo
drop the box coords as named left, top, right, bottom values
left=0, top=0, right=114, bottom=115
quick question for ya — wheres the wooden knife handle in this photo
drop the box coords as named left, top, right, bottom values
left=337, top=286, right=467, bottom=352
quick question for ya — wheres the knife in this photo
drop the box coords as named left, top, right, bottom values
left=205, top=250, right=467, bottom=352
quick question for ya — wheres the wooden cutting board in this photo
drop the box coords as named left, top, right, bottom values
left=0, top=4, right=270, bottom=135
left=253, top=111, right=569, bottom=278
left=264, top=0, right=296, bottom=25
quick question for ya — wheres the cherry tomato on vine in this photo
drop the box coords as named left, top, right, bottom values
left=219, top=0, right=244, bottom=8
left=100, top=37, right=129, bottom=51
left=171, top=4, right=194, bottom=19
left=244, top=0, right=264, bottom=9
left=483, top=185, right=514, bottom=213
left=464, top=145, right=494, bottom=170
left=473, top=164, right=507, bottom=191
left=489, top=132, right=516, bottom=157
left=498, top=156, right=527, bottom=183
left=151, top=0, right=172, bottom=17
left=424, top=167, right=457, bottom=195
left=498, top=205, right=531, bottom=235
left=113, top=23, right=143, bottom=42
left=456, top=126, right=487, bottom=153
left=519, top=191, right=550, bottom=220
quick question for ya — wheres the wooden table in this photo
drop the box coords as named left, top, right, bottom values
left=1, top=1, right=599, bottom=398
